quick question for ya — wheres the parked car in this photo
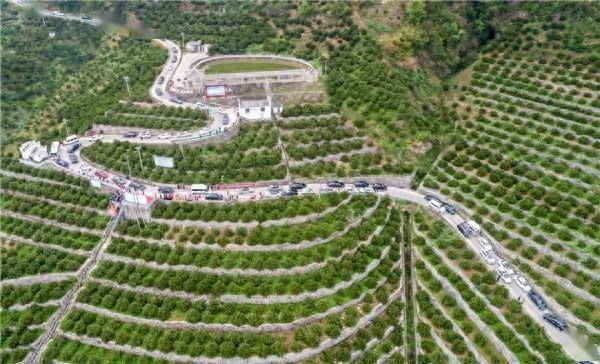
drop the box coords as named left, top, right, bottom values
left=497, top=259, right=514, bottom=275
left=543, top=313, right=567, bottom=331
left=88, top=134, right=102, bottom=142
left=283, top=189, right=298, bottom=197
left=514, top=275, right=531, bottom=293
left=82, top=15, right=91, bottom=20
left=54, top=159, right=68, bottom=168
left=424, top=194, right=440, bottom=201
left=372, top=183, right=387, bottom=191
left=495, top=266, right=512, bottom=284
left=158, top=133, right=172, bottom=140
left=442, top=203, right=457, bottom=215
left=85, top=130, right=97, bottom=137
left=222, top=114, right=230, bottom=125
left=169, top=96, right=183, bottom=104
left=123, top=131, right=138, bottom=138
left=129, top=181, right=145, bottom=191
left=68, top=153, right=78, bottom=164
left=67, top=143, right=81, bottom=153
left=480, top=248, right=496, bottom=265
left=155, top=88, right=163, bottom=96
left=327, top=180, right=345, bottom=188
left=112, top=177, right=127, bottom=189
left=478, top=237, right=492, bottom=249
left=299, top=187, right=315, bottom=196
left=140, top=131, right=152, bottom=139
left=457, top=222, right=473, bottom=238
left=171, top=56, right=177, bottom=63
left=528, top=290, right=547, bottom=310
left=94, top=170, right=108, bottom=179
left=354, top=180, right=369, bottom=188
left=205, top=193, right=224, bottom=201
left=157, top=76, right=165, bottom=85
left=290, top=182, right=307, bottom=191
left=268, top=185, right=282, bottom=196
left=239, top=187, right=253, bottom=195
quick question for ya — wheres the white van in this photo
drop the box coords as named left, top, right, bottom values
left=428, top=199, right=444, bottom=213
left=64, top=135, right=79, bottom=145
left=50, top=141, right=60, bottom=157
left=191, top=184, right=209, bottom=194
left=467, top=220, right=481, bottom=235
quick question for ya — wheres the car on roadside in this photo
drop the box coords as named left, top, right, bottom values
left=290, top=182, right=306, bottom=191
left=239, top=187, right=254, bottom=195
left=155, top=88, right=163, bottom=96
left=86, top=130, right=97, bottom=137
left=480, top=248, right=496, bottom=265
left=205, top=193, right=224, bottom=201
left=54, top=159, right=69, bottom=168
left=67, top=143, right=81, bottom=153
left=372, top=183, right=387, bottom=192
left=442, top=203, right=457, bottom=215
left=344, top=186, right=357, bottom=194
left=129, top=181, right=145, bottom=191
left=354, top=180, right=369, bottom=188
left=457, top=222, right=473, bottom=238
left=514, top=275, right=532, bottom=293
left=478, top=237, right=492, bottom=249
left=528, top=290, right=547, bottom=310
left=68, top=153, right=78, bottom=164
left=424, top=194, right=440, bottom=201
left=268, top=185, right=282, bottom=196
left=327, top=180, right=345, bottom=188
left=157, top=76, right=165, bottom=85
left=497, top=259, right=514, bottom=275
left=158, top=133, right=172, bottom=140
left=140, top=131, right=152, bottom=139
left=169, top=96, right=183, bottom=104
left=495, top=266, right=512, bottom=284
left=222, top=114, right=230, bottom=126
left=283, top=189, right=298, bottom=197
left=88, top=134, right=102, bottom=142
left=299, top=187, right=315, bottom=196
left=94, top=170, right=108, bottom=180
left=543, top=313, right=567, bottom=331
left=80, top=162, right=92, bottom=172
left=123, top=131, right=138, bottom=138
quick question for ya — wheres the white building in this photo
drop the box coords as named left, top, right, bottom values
left=238, top=99, right=272, bottom=121
left=19, top=141, right=48, bottom=163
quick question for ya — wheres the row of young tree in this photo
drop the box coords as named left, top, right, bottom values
left=94, top=113, right=204, bottom=131
left=280, top=103, right=338, bottom=117
left=287, top=138, right=366, bottom=161
left=93, top=248, right=392, bottom=298
left=152, top=192, right=346, bottom=222
left=111, top=102, right=208, bottom=120
left=1, top=215, right=100, bottom=251
left=1, top=280, right=74, bottom=309
left=1, top=243, right=85, bottom=280
left=110, top=205, right=389, bottom=271
left=1, top=175, right=107, bottom=210
left=0, top=194, right=109, bottom=230
left=281, top=126, right=357, bottom=144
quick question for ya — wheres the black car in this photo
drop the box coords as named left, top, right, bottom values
left=543, top=313, right=567, bottom=331
left=354, top=180, right=369, bottom=188
left=205, top=193, right=224, bottom=201
left=54, top=159, right=69, bottom=168
left=283, top=189, right=298, bottom=197
left=528, top=290, right=546, bottom=311
left=372, top=183, right=387, bottom=191
left=157, top=76, right=165, bottom=85
left=290, top=182, right=307, bottom=191
left=129, top=182, right=145, bottom=191
left=457, top=222, right=473, bottom=238
left=68, top=153, right=78, bottom=164
left=424, top=194, right=440, bottom=201
left=123, top=131, right=138, bottom=138
left=442, top=203, right=457, bottom=215
left=156, top=88, right=163, bottom=96
left=158, top=186, right=174, bottom=193
left=67, top=143, right=81, bottom=153
left=327, top=181, right=345, bottom=188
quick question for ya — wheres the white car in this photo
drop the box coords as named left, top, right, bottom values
left=478, top=237, right=492, bottom=249
left=495, top=267, right=512, bottom=284
left=167, top=65, right=174, bottom=71
left=497, top=259, right=514, bottom=275
left=140, top=131, right=152, bottom=139
left=345, top=186, right=357, bottom=194
left=358, top=187, right=374, bottom=194
left=480, top=248, right=496, bottom=265
left=514, top=275, right=531, bottom=293
left=239, top=187, right=254, bottom=195
left=158, top=133, right=172, bottom=140
left=88, top=135, right=103, bottom=142
left=299, top=187, right=315, bottom=196
left=177, top=131, right=191, bottom=138
left=80, top=162, right=92, bottom=171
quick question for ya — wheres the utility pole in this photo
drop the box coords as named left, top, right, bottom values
left=42, top=16, right=46, bottom=27
left=62, top=119, right=71, bottom=136
left=123, top=76, right=131, bottom=98
left=135, top=146, right=144, bottom=171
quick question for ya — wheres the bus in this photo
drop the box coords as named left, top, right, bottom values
left=191, top=184, right=209, bottom=194
left=50, top=141, right=60, bottom=157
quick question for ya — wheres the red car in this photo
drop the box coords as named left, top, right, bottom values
left=85, top=130, right=97, bottom=137
left=94, top=170, right=108, bottom=180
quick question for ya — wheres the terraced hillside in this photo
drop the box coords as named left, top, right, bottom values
left=0, top=165, right=113, bottom=363
left=95, top=103, right=208, bottom=131
left=423, top=18, right=600, bottom=351
left=25, top=193, right=405, bottom=363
